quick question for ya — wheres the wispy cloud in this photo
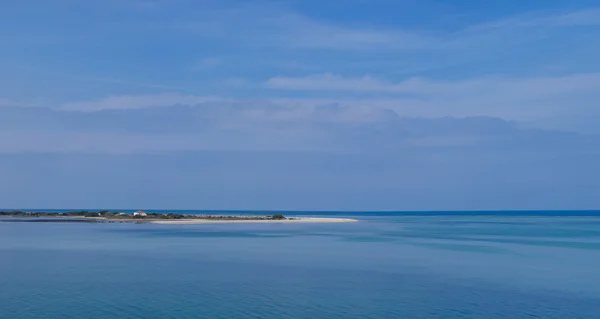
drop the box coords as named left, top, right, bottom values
left=85, top=77, right=192, bottom=92
left=267, top=73, right=421, bottom=93
left=176, top=4, right=600, bottom=51
left=53, top=70, right=600, bottom=126
left=266, top=73, right=600, bottom=121
left=3, top=103, right=597, bottom=154
left=266, top=72, right=600, bottom=94
left=58, top=94, right=226, bottom=111
left=266, top=73, right=600, bottom=97
left=467, top=7, right=600, bottom=30
left=2, top=0, right=600, bottom=210
left=174, top=3, right=434, bottom=50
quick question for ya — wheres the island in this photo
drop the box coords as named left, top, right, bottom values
left=0, top=210, right=357, bottom=224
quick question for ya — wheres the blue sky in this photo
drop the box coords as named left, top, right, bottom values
left=1, top=0, right=599, bottom=210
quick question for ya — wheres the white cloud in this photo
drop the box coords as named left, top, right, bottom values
left=58, top=94, right=227, bottom=111
left=177, top=4, right=600, bottom=51
left=270, top=13, right=432, bottom=50
left=52, top=71, right=600, bottom=126
left=85, top=77, right=191, bottom=92
left=267, top=73, right=423, bottom=93
left=468, top=8, right=600, bottom=30
left=175, top=3, right=434, bottom=51
left=266, top=72, right=600, bottom=120
left=271, top=72, right=600, bottom=95
left=3, top=102, right=598, bottom=155
left=552, top=8, right=600, bottom=26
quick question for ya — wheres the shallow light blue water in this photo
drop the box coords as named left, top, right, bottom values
left=2, top=211, right=600, bottom=318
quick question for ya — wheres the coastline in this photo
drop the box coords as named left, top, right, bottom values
left=0, top=215, right=358, bottom=224
left=148, top=217, right=358, bottom=224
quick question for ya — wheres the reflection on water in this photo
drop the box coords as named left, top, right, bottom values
left=1, top=213, right=600, bottom=319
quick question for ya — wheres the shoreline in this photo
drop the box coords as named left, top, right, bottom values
left=148, top=217, right=357, bottom=224
left=0, top=215, right=358, bottom=224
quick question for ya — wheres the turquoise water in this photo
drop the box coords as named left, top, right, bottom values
left=2, top=211, right=600, bottom=318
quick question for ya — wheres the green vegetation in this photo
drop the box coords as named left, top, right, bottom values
left=0, top=211, right=289, bottom=221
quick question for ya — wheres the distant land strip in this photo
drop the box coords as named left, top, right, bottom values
left=0, top=211, right=357, bottom=224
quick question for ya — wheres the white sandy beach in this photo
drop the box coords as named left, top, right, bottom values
left=149, top=217, right=358, bottom=224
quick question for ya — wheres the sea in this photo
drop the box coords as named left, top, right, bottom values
left=2, top=210, right=600, bottom=319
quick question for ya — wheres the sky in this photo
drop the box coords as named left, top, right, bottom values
left=1, top=0, right=599, bottom=211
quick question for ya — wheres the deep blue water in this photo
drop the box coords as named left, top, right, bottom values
left=2, top=211, right=600, bottom=318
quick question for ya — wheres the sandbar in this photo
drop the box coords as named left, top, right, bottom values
left=0, top=213, right=357, bottom=224
left=149, top=217, right=357, bottom=224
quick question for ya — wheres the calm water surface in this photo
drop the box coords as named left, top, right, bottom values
left=2, top=211, right=600, bottom=318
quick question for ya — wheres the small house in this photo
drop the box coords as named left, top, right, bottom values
left=133, top=210, right=148, bottom=217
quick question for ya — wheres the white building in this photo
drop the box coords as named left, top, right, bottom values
left=133, top=210, right=148, bottom=217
